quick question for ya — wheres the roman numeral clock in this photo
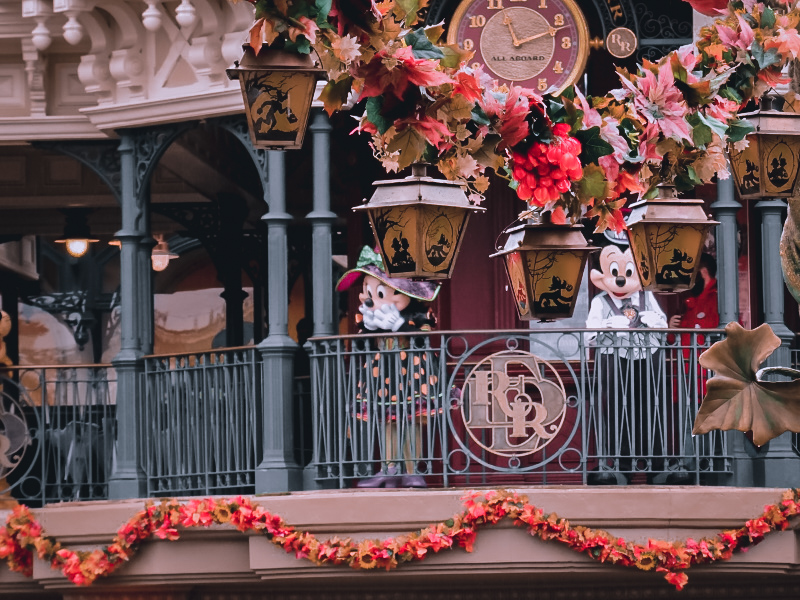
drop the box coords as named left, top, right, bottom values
left=446, top=0, right=589, bottom=93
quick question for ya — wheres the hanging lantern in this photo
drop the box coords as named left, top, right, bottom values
left=728, top=97, right=800, bottom=199
left=354, top=164, right=485, bottom=280
left=491, top=215, right=597, bottom=321
left=226, top=46, right=325, bottom=150
left=626, top=184, right=718, bottom=292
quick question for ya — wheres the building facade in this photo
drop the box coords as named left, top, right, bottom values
left=0, top=0, right=799, bottom=597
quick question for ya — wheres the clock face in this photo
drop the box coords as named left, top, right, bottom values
left=446, top=0, right=589, bottom=94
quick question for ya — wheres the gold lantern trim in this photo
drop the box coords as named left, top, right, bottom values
left=355, top=164, right=486, bottom=280
left=491, top=215, right=597, bottom=321
left=626, top=184, right=718, bottom=293
left=226, top=46, right=326, bottom=150
left=728, top=96, right=800, bottom=199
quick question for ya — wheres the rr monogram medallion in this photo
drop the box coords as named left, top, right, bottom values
left=461, top=351, right=567, bottom=457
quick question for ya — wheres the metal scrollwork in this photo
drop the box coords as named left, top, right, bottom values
left=0, top=378, right=36, bottom=493
left=460, top=350, right=569, bottom=458
left=213, top=115, right=269, bottom=186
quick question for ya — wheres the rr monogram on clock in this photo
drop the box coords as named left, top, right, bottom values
left=447, top=0, right=590, bottom=93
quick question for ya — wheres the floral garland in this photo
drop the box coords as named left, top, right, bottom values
left=1, top=488, right=799, bottom=590
left=230, top=1, right=800, bottom=231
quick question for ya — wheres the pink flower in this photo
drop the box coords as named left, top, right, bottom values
left=619, top=61, right=692, bottom=143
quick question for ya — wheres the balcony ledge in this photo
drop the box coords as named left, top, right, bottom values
left=2, top=486, right=799, bottom=597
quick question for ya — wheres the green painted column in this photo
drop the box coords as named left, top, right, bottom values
left=711, top=177, right=740, bottom=326
left=256, top=150, right=302, bottom=492
left=303, top=110, right=337, bottom=490
left=753, top=197, right=797, bottom=488
left=109, top=132, right=148, bottom=499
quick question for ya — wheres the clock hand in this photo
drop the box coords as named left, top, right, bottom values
left=501, top=8, right=521, bottom=47
left=516, top=25, right=568, bottom=46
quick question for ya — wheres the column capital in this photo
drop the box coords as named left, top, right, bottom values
left=310, top=109, right=333, bottom=132
left=710, top=197, right=742, bottom=211
left=261, top=211, right=293, bottom=224
left=755, top=198, right=788, bottom=210
left=306, top=210, right=337, bottom=222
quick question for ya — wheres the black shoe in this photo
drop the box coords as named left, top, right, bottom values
left=648, top=470, right=692, bottom=485
left=588, top=468, right=622, bottom=485
left=665, top=470, right=692, bottom=485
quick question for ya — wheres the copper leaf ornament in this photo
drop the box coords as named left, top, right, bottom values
left=692, top=322, right=800, bottom=447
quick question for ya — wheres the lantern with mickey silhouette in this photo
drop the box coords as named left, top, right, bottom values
left=226, top=46, right=325, bottom=150
left=626, top=184, right=718, bottom=293
left=728, top=95, right=800, bottom=200
left=492, top=213, right=597, bottom=321
left=354, top=164, right=485, bottom=280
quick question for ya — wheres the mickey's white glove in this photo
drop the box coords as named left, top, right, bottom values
left=359, top=304, right=379, bottom=330
left=602, top=315, right=630, bottom=329
left=639, top=310, right=665, bottom=328
left=371, top=304, right=406, bottom=332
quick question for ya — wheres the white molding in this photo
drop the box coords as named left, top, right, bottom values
left=0, top=65, right=27, bottom=110
left=80, top=87, right=245, bottom=131
left=0, top=116, right=106, bottom=142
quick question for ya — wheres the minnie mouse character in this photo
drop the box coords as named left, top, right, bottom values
left=336, top=247, right=441, bottom=488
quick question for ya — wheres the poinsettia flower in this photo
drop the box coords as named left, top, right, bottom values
left=619, top=61, right=693, bottom=143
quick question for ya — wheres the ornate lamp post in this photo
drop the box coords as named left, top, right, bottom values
left=728, top=96, right=800, bottom=199
left=354, top=164, right=485, bottom=280
left=491, top=214, right=597, bottom=321
left=626, top=184, right=718, bottom=292
left=226, top=47, right=325, bottom=150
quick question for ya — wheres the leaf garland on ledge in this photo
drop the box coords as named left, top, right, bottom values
left=230, top=1, right=800, bottom=231
left=1, top=488, right=799, bottom=590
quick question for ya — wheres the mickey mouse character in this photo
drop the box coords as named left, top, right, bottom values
left=586, top=245, right=666, bottom=339
left=336, top=247, right=441, bottom=488
left=585, top=244, right=687, bottom=485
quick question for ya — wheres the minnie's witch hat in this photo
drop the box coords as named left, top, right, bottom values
left=336, top=246, right=440, bottom=302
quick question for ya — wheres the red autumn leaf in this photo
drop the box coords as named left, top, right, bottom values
left=357, top=46, right=452, bottom=101
left=395, top=114, right=453, bottom=149
left=453, top=71, right=482, bottom=102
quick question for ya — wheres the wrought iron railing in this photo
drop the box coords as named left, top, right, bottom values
left=306, top=328, right=729, bottom=487
left=0, top=365, right=116, bottom=506
left=141, top=348, right=261, bottom=496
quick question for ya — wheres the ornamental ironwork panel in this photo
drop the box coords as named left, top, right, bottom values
left=0, top=366, right=116, bottom=506
left=307, top=328, right=731, bottom=487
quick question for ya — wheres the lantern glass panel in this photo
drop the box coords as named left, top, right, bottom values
left=371, top=205, right=419, bottom=277
left=420, top=205, right=469, bottom=275
left=505, top=250, right=531, bottom=319
left=762, top=137, right=800, bottom=195
left=505, top=249, right=585, bottom=320
left=729, top=138, right=761, bottom=197
left=240, top=70, right=316, bottom=147
left=632, top=223, right=708, bottom=291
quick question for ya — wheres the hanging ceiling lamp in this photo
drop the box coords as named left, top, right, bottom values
left=55, top=209, right=99, bottom=258
left=151, top=234, right=179, bottom=272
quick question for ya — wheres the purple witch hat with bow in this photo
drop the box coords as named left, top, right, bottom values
left=336, top=246, right=440, bottom=302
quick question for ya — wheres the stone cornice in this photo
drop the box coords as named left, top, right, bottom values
left=2, top=487, right=798, bottom=595
left=0, top=116, right=106, bottom=142
left=80, top=87, right=245, bottom=132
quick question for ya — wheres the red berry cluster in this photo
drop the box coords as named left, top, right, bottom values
left=511, top=123, right=583, bottom=206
